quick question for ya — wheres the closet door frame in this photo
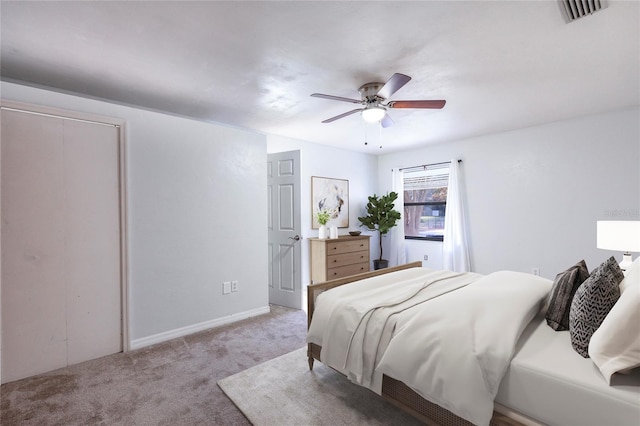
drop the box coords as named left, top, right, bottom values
left=1, top=99, right=130, bottom=352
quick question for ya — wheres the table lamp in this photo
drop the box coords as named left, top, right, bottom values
left=597, top=220, right=640, bottom=272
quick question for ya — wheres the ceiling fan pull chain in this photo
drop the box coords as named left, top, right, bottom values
left=364, top=121, right=369, bottom=146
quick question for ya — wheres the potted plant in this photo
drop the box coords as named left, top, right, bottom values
left=316, top=209, right=331, bottom=239
left=358, top=192, right=401, bottom=269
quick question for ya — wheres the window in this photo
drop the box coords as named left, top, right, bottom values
left=403, top=165, right=449, bottom=241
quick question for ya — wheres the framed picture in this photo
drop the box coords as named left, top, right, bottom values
left=311, top=176, right=349, bottom=228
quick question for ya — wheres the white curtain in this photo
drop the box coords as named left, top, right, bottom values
left=389, top=168, right=406, bottom=266
left=443, top=160, right=470, bottom=272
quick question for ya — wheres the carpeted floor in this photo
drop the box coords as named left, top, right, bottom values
left=1, top=305, right=307, bottom=425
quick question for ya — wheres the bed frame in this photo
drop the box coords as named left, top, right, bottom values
left=307, top=261, right=532, bottom=426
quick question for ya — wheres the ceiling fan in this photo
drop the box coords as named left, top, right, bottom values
left=311, top=73, right=446, bottom=128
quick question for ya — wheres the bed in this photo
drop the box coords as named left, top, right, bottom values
left=306, top=261, right=640, bottom=426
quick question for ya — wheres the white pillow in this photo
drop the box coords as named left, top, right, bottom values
left=589, top=257, right=640, bottom=384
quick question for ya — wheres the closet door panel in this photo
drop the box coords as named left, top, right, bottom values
left=64, top=121, right=122, bottom=364
left=63, top=120, right=122, bottom=364
left=1, top=110, right=68, bottom=382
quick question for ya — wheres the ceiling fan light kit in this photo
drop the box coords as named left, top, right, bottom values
left=362, top=106, right=386, bottom=123
left=311, top=73, right=446, bottom=128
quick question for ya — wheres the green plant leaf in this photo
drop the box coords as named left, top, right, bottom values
left=316, top=209, right=331, bottom=225
left=357, top=192, right=401, bottom=260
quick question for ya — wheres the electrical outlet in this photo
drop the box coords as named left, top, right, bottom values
left=532, top=267, right=540, bottom=276
left=424, top=255, right=429, bottom=261
left=231, top=280, right=238, bottom=292
left=223, top=281, right=231, bottom=294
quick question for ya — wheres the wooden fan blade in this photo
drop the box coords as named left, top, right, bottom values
left=381, top=113, right=394, bottom=128
left=377, top=73, right=411, bottom=99
left=311, top=93, right=363, bottom=104
left=387, top=100, right=446, bottom=109
left=321, top=108, right=363, bottom=123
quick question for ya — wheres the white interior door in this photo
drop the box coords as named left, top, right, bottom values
left=267, top=151, right=301, bottom=309
left=1, top=106, right=123, bottom=383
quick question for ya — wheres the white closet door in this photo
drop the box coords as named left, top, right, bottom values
left=1, top=108, right=122, bottom=383
left=1, top=110, right=68, bottom=381
left=63, top=119, right=122, bottom=365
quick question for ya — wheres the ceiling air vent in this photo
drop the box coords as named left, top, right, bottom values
left=559, top=0, right=607, bottom=22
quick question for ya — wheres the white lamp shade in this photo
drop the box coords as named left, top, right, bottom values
left=597, top=221, right=640, bottom=253
left=361, top=106, right=386, bottom=123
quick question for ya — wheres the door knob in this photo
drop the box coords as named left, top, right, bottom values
left=288, top=235, right=301, bottom=242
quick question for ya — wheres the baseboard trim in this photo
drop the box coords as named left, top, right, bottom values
left=129, top=305, right=271, bottom=350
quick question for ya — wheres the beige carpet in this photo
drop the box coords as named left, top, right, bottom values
left=218, top=348, right=423, bottom=426
left=2, top=305, right=307, bottom=426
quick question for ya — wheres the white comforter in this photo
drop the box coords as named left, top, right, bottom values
left=308, top=267, right=552, bottom=426
left=308, top=268, right=482, bottom=389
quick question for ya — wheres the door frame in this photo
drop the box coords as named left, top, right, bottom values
left=0, top=99, right=130, bottom=352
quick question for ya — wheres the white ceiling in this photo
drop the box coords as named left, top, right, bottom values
left=1, top=1, right=638, bottom=154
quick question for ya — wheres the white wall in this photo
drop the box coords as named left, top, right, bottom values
left=267, top=135, right=378, bottom=288
left=1, top=82, right=269, bottom=346
left=3, top=79, right=636, bottom=356
left=378, top=107, right=640, bottom=279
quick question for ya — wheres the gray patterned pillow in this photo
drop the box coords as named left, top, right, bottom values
left=569, top=257, right=623, bottom=357
left=545, top=260, right=590, bottom=331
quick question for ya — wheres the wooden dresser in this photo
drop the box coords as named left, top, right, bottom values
left=309, top=235, right=371, bottom=283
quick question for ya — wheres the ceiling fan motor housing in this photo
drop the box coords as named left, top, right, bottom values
left=358, top=82, right=385, bottom=105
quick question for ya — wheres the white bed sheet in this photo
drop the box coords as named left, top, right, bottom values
left=496, top=314, right=640, bottom=426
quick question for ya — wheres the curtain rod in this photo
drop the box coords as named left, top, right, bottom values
left=398, top=159, right=462, bottom=172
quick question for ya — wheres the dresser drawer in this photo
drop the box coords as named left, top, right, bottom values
left=326, top=262, right=370, bottom=280
left=326, top=239, right=369, bottom=255
left=327, top=250, right=369, bottom=268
